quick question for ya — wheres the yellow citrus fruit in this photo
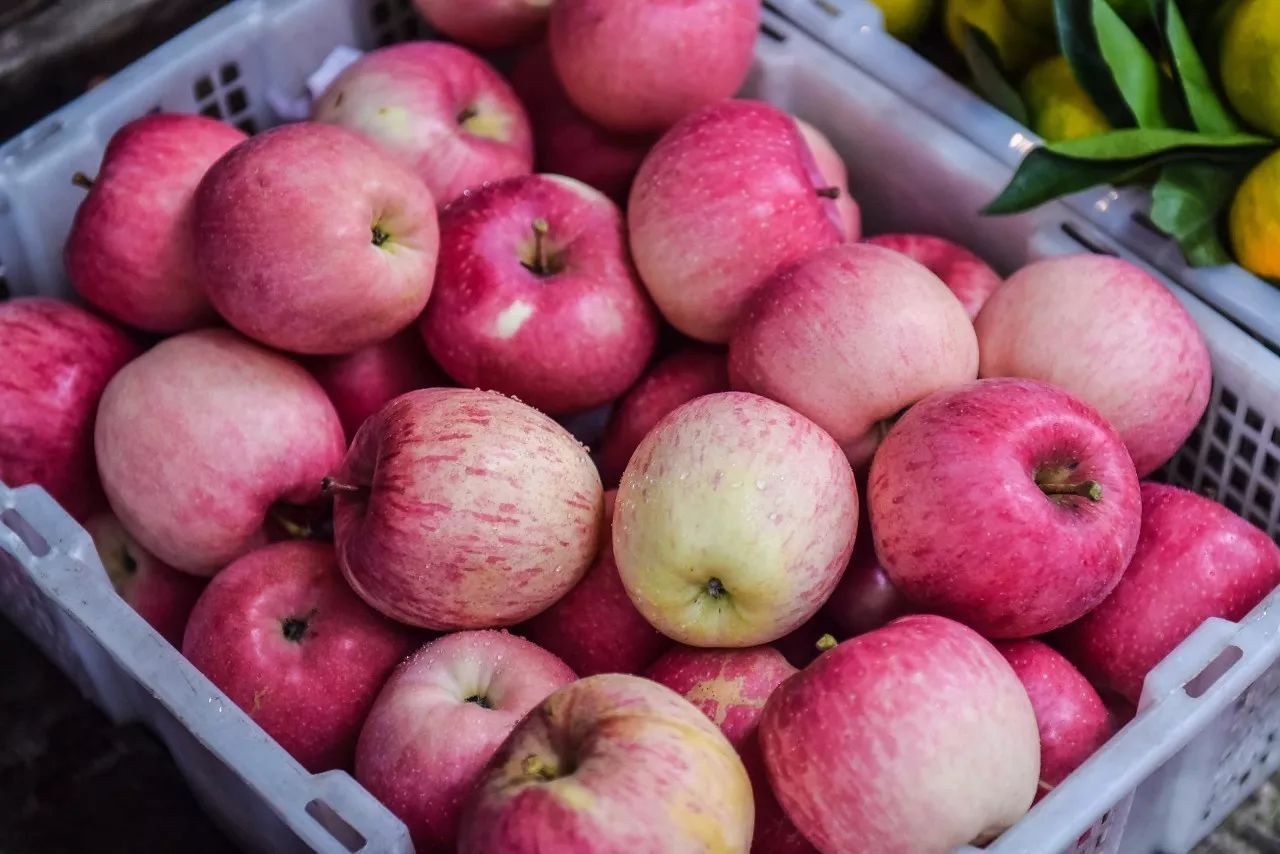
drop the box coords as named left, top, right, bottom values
left=867, top=0, right=937, bottom=42
left=944, top=0, right=1054, bottom=75
left=1221, top=0, right=1280, bottom=137
left=1004, top=0, right=1054, bottom=34
left=1020, top=56, right=1111, bottom=142
left=1229, top=150, right=1280, bottom=280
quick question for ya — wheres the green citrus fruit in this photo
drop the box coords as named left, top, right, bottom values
left=1021, top=56, right=1111, bottom=142
left=1221, top=0, right=1280, bottom=137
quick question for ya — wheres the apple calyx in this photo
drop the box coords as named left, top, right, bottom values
left=321, top=476, right=365, bottom=497
left=72, top=172, right=96, bottom=190
left=457, top=105, right=480, bottom=125
left=465, top=694, right=494, bottom=710
left=280, top=609, right=316, bottom=643
left=521, top=754, right=561, bottom=782
left=1035, top=466, right=1103, bottom=503
left=705, top=577, right=728, bottom=599
left=815, top=633, right=838, bottom=652
left=371, top=223, right=391, bottom=248
left=520, top=218, right=564, bottom=276
left=815, top=186, right=841, bottom=199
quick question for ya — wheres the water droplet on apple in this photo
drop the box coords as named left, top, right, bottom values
left=755, top=479, right=767, bottom=490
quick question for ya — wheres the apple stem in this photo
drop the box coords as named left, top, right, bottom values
left=72, top=172, right=95, bottom=190
left=816, top=186, right=841, bottom=199
left=1040, top=480, right=1104, bottom=502
left=321, top=476, right=364, bottom=497
left=816, top=633, right=837, bottom=653
left=521, top=754, right=559, bottom=781
left=531, top=218, right=551, bottom=274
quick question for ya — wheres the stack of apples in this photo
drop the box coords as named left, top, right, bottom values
left=3, top=0, right=1279, bottom=851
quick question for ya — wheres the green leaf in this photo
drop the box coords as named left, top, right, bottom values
left=1159, top=0, right=1241, bottom=134
left=1092, top=0, right=1168, bottom=128
left=1151, top=162, right=1249, bottom=267
left=961, top=26, right=1029, bottom=126
left=985, top=128, right=1271, bottom=214
left=1055, top=0, right=1135, bottom=128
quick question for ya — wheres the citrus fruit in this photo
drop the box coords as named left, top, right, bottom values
left=1221, top=0, right=1280, bottom=137
left=944, top=0, right=1053, bottom=74
left=1021, top=56, right=1111, bottom=142
left=1229, top=149, right=1280, bottom=280
left=868, top=0, right=937, bottom=42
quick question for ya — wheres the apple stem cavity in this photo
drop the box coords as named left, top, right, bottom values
left=521, top=754, right=560, bottom=781
left=321, top=476, right=365, bottom=497
left=371, top=223, right=391, bottom=248
left=72, top=172, right=96, bottom=190
left=1036, top=475, right=1104, bottom=502
left=456, top=105, right=479, bottom=125
left=465, top=694, right=494, bottom=710
left=520, top=218, right=562, bottom=277
left=816, top=633, right=837, bottom=652
left=816, top=186, right=841, bottom=199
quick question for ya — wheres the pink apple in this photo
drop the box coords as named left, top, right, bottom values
left=865, top=233, right=1002, bottom=319
left=1055, top=482, right=1280, bottom=703
left=330, top=388, right=603, bottom=630
left=420, top=173, right=659, bottom=415
left=312, top=42, right=533, bottom=206
left=85, top=513, right=207, bottom=647
left=0, top=298, right=138, bottom=521
left=457, top=674, right=754, bottom=852
left=521, top=492, right=669, bottom=676
left=95, top=329, right=346, bottom=575
left=869, top=378, right=1141, bottom=638
left=182, top=541, right=419, bottom=772
left=413, top=0, right=550, bottom=49
left=761, top=615, right=1040, bottom=853
left=729, top=243, right=978, bottom=467
left=508, top=43, right=653, bottom=204
left=308, top=329, right=447, bottom=440
left=549, top=0, right=759, bottom=133
left=614, top=392, right=858, bottom=647
left=355, top=630, right=575, bottom=851
left=64, top=114, right=245, bottom=333
left=647, top=646, right=814, bottom=853
left=995, top=639, right=1112, bottom=796
left=596, top=347, right=729, bottom=486
left=194, top=122, right=438, bottom=355
left=975, top=254, right=1211, bottom=476
left=795, top=118, right=861, bottom=240
left=629, top=100, right=846, bottom=342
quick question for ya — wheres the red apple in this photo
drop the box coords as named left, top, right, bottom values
left=865, top=233, right=1002, bottom=320
left=182, top=541, right=419, bottom=772
left=869, top=378, right=1141, bottom=638
left=85, top=513, right=206, bottom=647
left=330, top=388, right=604, bottom=630
left=975, top=255, right=1211, bottom=476
left=0, top=298, right=138, bottom=521
left=549, top=0, right=760, bottom=133
left=355, top=630, right=575, bottom=851
left=420, top=173, right=659, bottom=415
left=413, top=0, right=550, bottom=49
left=795, top=118, right=861, bottom=241
left=596, top=347, right=729, bottom=486
left=194, top=122, right=439, bottom=355
left=508, top=43, right=653, bottom=204
left=521, top=492, right=668, bottom=676
left=647, top=646, right=814, bottom=853
left=760, top=615, right=1040, bottom=853
left=729, top=243, right=978, bottom=467
left=821, top=535, right=911, bottom=639
left=312, top=42, right=533, bottom=206
left=614, top=392, right=858, bottom=647
left=308, top=329, right=447, bottom=440
left=64, top=114, right=245, bottom=333
left=457, top=674, right=754, bottom=852
left=95, top=329, right=346, bottom=575
left=628, top=100, right=846, bottom=342
left=1056, top=482, right=1280, bottom=703
left=994, top=639, right=1112, bottom=796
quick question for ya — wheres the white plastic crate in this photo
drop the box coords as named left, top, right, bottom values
left=2, top=1, right=1280, bottom=853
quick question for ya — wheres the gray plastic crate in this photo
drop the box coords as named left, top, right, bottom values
left=3, top=1, right=1280, bottom=852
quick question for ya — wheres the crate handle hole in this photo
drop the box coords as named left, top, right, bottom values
left=759, top=21, right=788, bottom=41
left=1183, top=645, right=1243, bottom=699
left=305, top=798, right=366, bottom=852
left=1, top=508, right=50, bottom=557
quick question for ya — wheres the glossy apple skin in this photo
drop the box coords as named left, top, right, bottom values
left=312, top=42, right=533, bottom=206
left=0, top=298, right=138, bottom=521
left=760, top=615, right=1040, bottom=854
left=795, top=118, right=861, bottom=241
left=331, top=388, right=604, bottom=630
left=995, top=639, right=1112, bottom=797
left=975, top=255, right=1211, bottom=476
left=614, top=392, right=858, bottom=647
left=647, top=646, right=814, bottom=854
left=421, top=174, right=658, bottom=415
left=457, top=673, right=754, bottom=853
left=628, top=100, right=846, bottom=342
left=65, top=114, right=245, bottom=333
left=822, top=543, right=911, bottom=640
left=869, top=378, right=1142, bottom=638
left=521, top=492, right=668, bottom=676
left=549, top=0, right=759, bottom=133
left=413, top=0, right=550, bottom=48
left=509, top=43, right=652, bottom=204
left=355, top=630, right=575, bottom=852
left=182, top=541, right=420, bottom=772
left=865, top=233, right=1002, bottom=320
left=95, top=329, right=346, bottom=576
left=1056, top=483, right=1280, bottom=704
left=596, top=347, right=729, bottom=486
left=308, top=329, right=447, bottom=440
left=729, top=243, right=978, bottom=467
left=85, top=513, right=207, bottom=648
left=194, top=122, right=439, bottom=355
